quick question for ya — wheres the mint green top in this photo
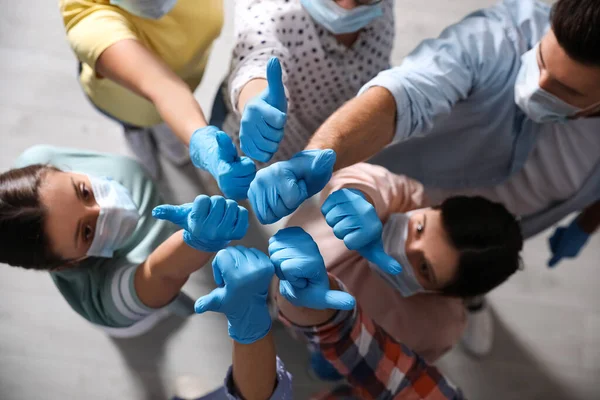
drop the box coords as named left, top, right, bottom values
left=14, top=145, right=177, bottom=327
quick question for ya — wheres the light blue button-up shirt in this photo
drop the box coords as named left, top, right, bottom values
left=364, top=0, right=600, bottom=238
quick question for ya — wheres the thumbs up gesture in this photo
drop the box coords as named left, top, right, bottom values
left=189, top=126, right=256, bottom=200
left=240, top=57, right=288, bottom=163
left=322, top=189, right=402, bottom=275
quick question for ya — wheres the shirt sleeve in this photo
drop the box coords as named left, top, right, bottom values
left=358, top=7, right=518, bottom=143
left=62, top=4, right=138, bottom=70
left=321, top=163, right=427, bottom=221
left=228, top=0, right=293, bottom=113
left=279, top=277, right=464, bottom=400
left=222, top=357, right=294, bottom=399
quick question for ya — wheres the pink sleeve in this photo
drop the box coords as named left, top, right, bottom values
left=321, top=163, right=426, bottom=221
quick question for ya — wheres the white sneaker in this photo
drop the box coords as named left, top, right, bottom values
left=123, top=126, right=161, bottom=179
left=460, top=301, right=494, bottom=358
left=152, top=123, right=191, bottom=166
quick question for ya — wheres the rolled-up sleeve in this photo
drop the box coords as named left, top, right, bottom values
left=359, top=8, right=517, bottom=143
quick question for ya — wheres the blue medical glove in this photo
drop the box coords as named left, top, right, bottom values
left=321, top=189, right=402, bottom=275
left=240, top=57, right=287, bottom=163
left=152, top=195, right=249, bottom=252
left=195, top=246, right=274, bottom=344
left=248, top=149, right=337, bottom=224
left=547, top=219, right=590, bottom=268
left=269, top=227, right=355, bottom=310
left=189, top=126, right=256, bottom=200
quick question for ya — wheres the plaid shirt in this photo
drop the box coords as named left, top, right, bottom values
left=279, top=278, right=465, bottom=400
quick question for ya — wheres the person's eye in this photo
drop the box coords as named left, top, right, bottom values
left=83, top=225, right=94, bottom=243
left=80, top=183, right=91, bottom=201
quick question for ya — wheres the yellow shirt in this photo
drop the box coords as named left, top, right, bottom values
left=60, top=0, right=223, bottom=127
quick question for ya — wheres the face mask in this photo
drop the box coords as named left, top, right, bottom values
left=372, top=211, right=434, bottom=297
left=109, top=0, right=178, bottom=19
left=514, top=44, right=583, bottom=123
left=301, top=0, right=383, bottom=35
left=86, top=176, right=140, bottom=258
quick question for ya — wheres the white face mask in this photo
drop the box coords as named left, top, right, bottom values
left=514, top=44, right=583, bottom=123
left=109, top=0, right=178, bottom=19
left=372, top=210, right=435, bottom=297
left=301, top=0, right=383, bottom=35
left=86, top=176, right=140, bottom=258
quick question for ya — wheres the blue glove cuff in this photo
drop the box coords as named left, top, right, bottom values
left=227, top=306, right=272, bottom=344
left=568, top=219, right=590, bottom=241
left=183, top=231, right=229, bottom=253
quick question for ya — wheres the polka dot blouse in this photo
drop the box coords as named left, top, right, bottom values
left=223, top=0, right=395, bottom=165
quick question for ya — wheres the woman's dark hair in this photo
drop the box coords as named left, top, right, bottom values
left=436, top=196, right=523, bottom=298
left=0, top=164, right=64, bottom=270
left=551, top=0, right=600, bottom=67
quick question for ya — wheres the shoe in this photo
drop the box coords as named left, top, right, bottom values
left=152, top=123, right=191, bottom=166
left=123, top=126, right=161, bottom=179
left=308, top=351, right=343, bottom=382
left=460, top=299, right=494, bottom=357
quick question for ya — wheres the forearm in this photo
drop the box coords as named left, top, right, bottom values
left=150, top=80, right=208, bottom=145
left=237, top=78, right=267, bottom=113
left=306, top=87, right=396, bottom=171
left=232, top=331, right=277, bottom=400
left=576, top=200, right=600, bottom=234
left=135, top=230, right=212, bottom=308
left=275, top=277, right=339, bottom=327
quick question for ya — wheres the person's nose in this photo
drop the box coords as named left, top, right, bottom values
left=84, top=202, right=101, bottom=221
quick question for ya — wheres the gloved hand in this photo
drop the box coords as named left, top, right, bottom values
left=195, top=246, right=274, bottom=344
left=248, top=149, right=337, bottom=224
left=547, top=219, right=590, bottom=267
left=269, top=227, right=355, bottom=310
left=189, top=126, right=256, bottom=200
left=152, top=195, right=249, bottom=252
left=240, top=57, right=287, bottom=163
left=321, top=189, right=402, bottom=275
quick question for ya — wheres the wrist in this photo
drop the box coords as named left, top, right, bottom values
left=228, top=304, right=272, bottom=344
left=182, top=231, right=228, bottom=253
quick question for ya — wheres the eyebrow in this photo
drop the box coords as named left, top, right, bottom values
left=422, top=214, right=438, bottom=285
left=71, top=178, right=81, bottom=250
left=538, top=41, right=585, bottom=97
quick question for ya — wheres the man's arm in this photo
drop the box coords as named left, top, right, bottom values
left=232, top=332, right=277, bottom=400
left=306, top=10, right=514, bottom=171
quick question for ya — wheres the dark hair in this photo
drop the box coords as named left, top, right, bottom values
left=0, top=164, right=64, bottom=270
left=551, top=0, right=600, bottom=66
left=436, top=196, right=523, bottom=298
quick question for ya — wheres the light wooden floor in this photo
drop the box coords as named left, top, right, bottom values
left=1, top=0, right=597, bottom=399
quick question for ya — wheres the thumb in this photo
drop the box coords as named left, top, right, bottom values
left=360, top=242, right=402, bottom=275
left=264, top=57, right=287, bottom=112
left=152, top=204, right=190, bottom=229
left=321, top=290, right=356, bottom=310
left=194, top=288, right=225, bottom=314
left=547, top=254, right=562, bottom=268
left=216, top=131, right=239, bottom=163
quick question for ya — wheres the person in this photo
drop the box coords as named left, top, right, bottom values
left=221, top=0, right=393, bottom=164
left=0, top=145, right=248, bottom=336
left=245, top=0, right=600, bottom=355
left=59, top=0, right=256, bottom=200
left=179, top=231, right=464, bottom=399
left=282, top=162, right=522, bottom=378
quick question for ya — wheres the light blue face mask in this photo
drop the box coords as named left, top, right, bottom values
left=86, top=176, right=140, bottom=258
left=301, top=0, right=383, bottom=35
left=109, top=0, right=178, bottom=20
left=514, top=44, right=583, bottom=124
